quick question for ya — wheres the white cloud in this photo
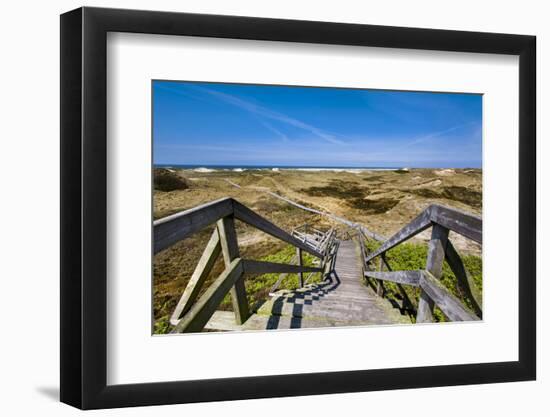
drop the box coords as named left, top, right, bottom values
left=195, top=86, right=347, bottom=145
left=255, top=118, right=289, bottom=142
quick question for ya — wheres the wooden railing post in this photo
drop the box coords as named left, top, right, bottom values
left=416, top=224, right=449, bottom=323
left=217, top=216, right=249, bottom=324
left=297, top=247, right=304, bottom=287
left=377, top=257, right=385, bottom=296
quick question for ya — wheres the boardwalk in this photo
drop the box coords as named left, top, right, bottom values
left=205, top=238, right=410, bottom=331
left=155, top=197, right=482, bottom=333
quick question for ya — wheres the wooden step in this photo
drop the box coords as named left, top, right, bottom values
left=204, top=237, right=412, bottom=332
left=204, top=311, right=339, bottom=331
left=257, top=297, right=401, bottom=323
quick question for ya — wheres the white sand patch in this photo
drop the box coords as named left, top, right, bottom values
left=435, top=169, right=455, bottom=176
left=414, top=179, right=442, bottom=188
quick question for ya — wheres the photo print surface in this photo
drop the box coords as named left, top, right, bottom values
left=152, top=81, right=483, bottom=335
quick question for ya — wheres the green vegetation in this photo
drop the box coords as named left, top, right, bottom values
left=365, top=239, right=482, bottom=322
left=154, top=244, right=323, bottom=334
left=348, top=197, right=400, bottom=213
left=153, top=315, right=171, bottom=334
left=362, top=175, right=384, bottom=182
left=301, top=179, right=366, bottom=199
left=408, top=186, right=482, bottom=209
left=300, top=179, right=400, bottom=213
left=441, top=186, right=482, bottom=209
left=218, top=244, right=323, bottom=312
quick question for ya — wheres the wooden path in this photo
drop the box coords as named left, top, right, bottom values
left=205, top=238, right=410, bottom=331
left=156, top=197, right=482, bottom=333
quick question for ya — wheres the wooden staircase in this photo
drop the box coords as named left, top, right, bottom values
left=153, top=198, right=482, bottom=333
left=204, top=238, right=410, bottom=331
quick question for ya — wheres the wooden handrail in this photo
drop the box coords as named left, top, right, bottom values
left=358, top=204, right=482, bottom=323
left=431, top=205, right=482, bottom=244
left=364, top=209, right=432, bottom=263
left=156, top=198, right=335, bottom=333
left=363, top=269, right=479, bottom=321
left=160, top=198, right=482, bottom=331
left=419, top=271, right=479, bottom=321
left=233, top=200, right=323, bottom=258
left=154, top=197, right=323, bottom=258
left=364, top=270, right=422, bottom=286
left=154, top=197, right=233, bottom=254
left=241, top=259, right=323, bottom=274
left=364, top=204, right=481, bottom=263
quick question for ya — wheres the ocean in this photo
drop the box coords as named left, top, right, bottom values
left=154, top=164, right=403, bottom=173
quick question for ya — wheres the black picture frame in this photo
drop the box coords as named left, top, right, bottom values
left=60, top=6, right=536, bottom=410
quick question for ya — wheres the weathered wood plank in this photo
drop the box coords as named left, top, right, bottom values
left=297, top=247, right=304, bottom=287
left=445, top=240, right=483, bottom=318
left=233, top=200, right=323, bottom=258
left=153, top=197, right=233, bottom=254
left=417, top=224, right=449, bottom=323
left=364, top=209, right=432, bottom=262
left=320, top=229, right=336, bottom=254
left=358, top=235, right=367, bottom=275
left=318, top=233, right=328, bottom=254
left=242, top=259, right=323, bottom=275
left=204, top=311, right=340, bottom=331
left=172, top=258, right=245, bottom=333
left=323, top=240, right=338, bottom=274
left=217, top=216, right=249, bottom=324
left=169, top=228, right=221, bottom=325
left=419, top=271, right=480, bottom=321
left=293, top=230, right=322, bottom=243
left=430, top=204, right=482, bottom=244
left=204, top=310, right=246, bottom=331
left=376, top=257, right=385, bottom=296
left=364, top=270, right=422, bottom=286
left=295, top=232, right=326, bottom=251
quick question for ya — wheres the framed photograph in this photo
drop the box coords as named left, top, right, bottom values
left=60, top=6, right=536, bottom=409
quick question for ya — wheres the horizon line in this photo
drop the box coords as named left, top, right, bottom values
left=154, top=163, right=482, bottom=169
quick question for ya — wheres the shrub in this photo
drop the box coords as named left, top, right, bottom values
left=153, top=168, right=188, bottom=191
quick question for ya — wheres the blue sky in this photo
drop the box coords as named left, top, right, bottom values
left=153, top=81, right=482, bottom=168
